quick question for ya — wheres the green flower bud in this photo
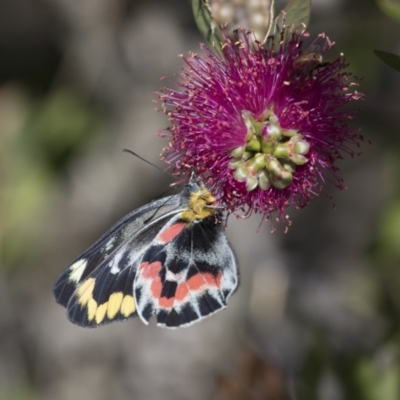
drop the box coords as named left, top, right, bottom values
left=269, top=114, right=278, bottom=125
left=246, top=175, right=258, bottom=191
left=271, top=170, right=293, bottom=189
left=282, top=162, right=295, bottom=173
left=261, top=137, right=276, bottom=154
left=265, top=156, right=282, bottom=176
left=230, top=146, right=246, bottom=159
left=246, top=135, right=261, bottom=151
left=273, top=143, right=290, bottom=158
left=228, top=160, right=243, bottom=170
left=293, top=140, right=310, bottom=155
left=258, top=170, right=271, bottom=190
left=233, top=166, right=249, bottom=182
left=290, top=154, right=308, bottom=165
left=250, top=153, right=266, bottom=171
left=242, top=111, right=256, bottom=141
left=265, top=123, right=281, bottom=140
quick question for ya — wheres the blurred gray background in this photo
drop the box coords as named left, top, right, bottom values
left=1, top=0, right=399, bottom=399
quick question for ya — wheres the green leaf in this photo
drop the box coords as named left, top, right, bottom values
left=376, top=0, right=400, bottom=24
left=374, top=50, right=400, bottom=72
left=192, top=0, right=224, bottom=56
left=280, top=0, right=311, bottom=30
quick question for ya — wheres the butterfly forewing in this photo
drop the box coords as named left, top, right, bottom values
left=54, top=195, right=185, bottom=326
left=66, top=220, right=163, bottom=327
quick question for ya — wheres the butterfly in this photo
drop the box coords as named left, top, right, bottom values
left=53, top=174, right=239, bottom=329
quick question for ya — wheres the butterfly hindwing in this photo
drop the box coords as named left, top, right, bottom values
left=134, top=213, right=238, bottom=328
left=54, top=195, right=186, bottom=327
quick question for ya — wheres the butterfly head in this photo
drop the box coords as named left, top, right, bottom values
left=181, top=175, right=218, bottom=222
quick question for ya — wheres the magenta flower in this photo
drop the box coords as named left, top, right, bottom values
left=157, top=28, right=364, bottom=221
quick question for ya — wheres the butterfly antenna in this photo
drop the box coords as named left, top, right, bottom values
left=123, top=148, right=168, bottom=174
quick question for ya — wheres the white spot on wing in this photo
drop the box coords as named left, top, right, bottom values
left=68, top=259, right=88, bottom=283
left=107, top=243, right=149, bottom=275
left=105, top=237, right=115, bottom=252
left=166, top=270, right=178, bottom=280
left=110, top=264, right=121, bottom=274
left=109, top=251, right=124, bottom=274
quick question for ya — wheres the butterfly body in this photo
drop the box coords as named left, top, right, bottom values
left=54, top=176, right=239, bottom=329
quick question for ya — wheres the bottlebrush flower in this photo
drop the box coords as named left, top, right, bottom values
left=157, top=27, right=364, bottom=221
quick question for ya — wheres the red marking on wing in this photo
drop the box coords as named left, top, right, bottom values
left=151, top=276, right=162, bottom=298
left=187, top=274, right=205, bottom=291
left=155, top=273, right=224, bottom=309
left=187, top=272, right=222, bottom=292
left=158, top=222, right=185, bottom=244
left=205, top=272, right=222, bottom=288
left=159, top=296, right=174, bottom=308
left=140, top=261, right=162, bottom=279
left=176, top=283, right=189, bottom=301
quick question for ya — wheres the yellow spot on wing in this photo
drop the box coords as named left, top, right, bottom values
left=87, top=298, right=97, bottom=321
left=76, top=278, right=95, bottom=306
left=95, top=302, right=108, bottom=324
left=75, top=279, right=135, bottom=324
left=68, top=259, right=88, bottom=283
left=107, top=292, right=123, bottom=319
left=121, top=295, right=136, bottom=317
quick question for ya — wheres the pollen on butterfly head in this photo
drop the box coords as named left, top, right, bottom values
left=180, top=187, right=217, bottom=222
